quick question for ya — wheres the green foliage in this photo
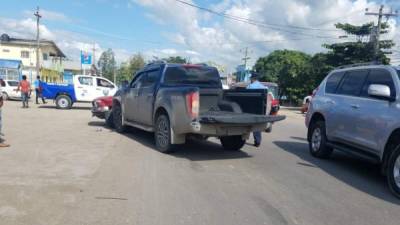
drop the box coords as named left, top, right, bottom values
left=163, top=56, right=188, bottom=64
left=254, top=50, right=313, bottom=104
left=117, top=53, right=146, bottom=84
left=97, top=48, right=116, bottom=81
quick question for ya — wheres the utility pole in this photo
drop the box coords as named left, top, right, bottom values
left=34, top=6, right=41, bottom=78
left=241, top=47, right=251, bottom=69
left=92, top=42, right=96, bottom=66
left=365, top=5, right=398, bottom=62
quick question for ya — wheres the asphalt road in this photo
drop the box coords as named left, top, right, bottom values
left=0, top=100, right=399, bottom=225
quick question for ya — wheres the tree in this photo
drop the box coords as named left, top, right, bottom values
left=254, top=50, right=311, bottom=104
left=163, top=56, right=188, bottom=64
left=323, top=22, right=394, bottom=66
left=117, top=53, right=146, bottom=84
left=98, top=48, right=116, bottom=81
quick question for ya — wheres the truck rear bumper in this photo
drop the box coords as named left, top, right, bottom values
left=190, top=122, right=268, bottom=136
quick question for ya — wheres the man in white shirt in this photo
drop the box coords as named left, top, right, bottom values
left=0, top=79, right=10, bottom=147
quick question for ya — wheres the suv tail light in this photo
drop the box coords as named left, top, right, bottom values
left=186, top=91, right=199, bottom=119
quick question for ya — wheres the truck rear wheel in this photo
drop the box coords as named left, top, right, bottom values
left=387, top=144, right=400, bottom=199
left=220, top=136, right=245, bottom=151
left=155, top=114, right=174, bottom=153
left=55, top=95, right=72, bottom=109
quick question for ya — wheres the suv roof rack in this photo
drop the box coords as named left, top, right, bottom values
left=336, top=61, right=382, bottom=69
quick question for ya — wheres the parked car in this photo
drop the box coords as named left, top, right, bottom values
left=1, top=79, right=20, bottom=100
left=113, top=62, right=285, bottom=153
left=42, top=75, right=117, bottom=109
left=92, top=95, right=114, bottom=127
left=306, top=63, right=400, bottom=198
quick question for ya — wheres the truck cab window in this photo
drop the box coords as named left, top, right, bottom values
left=141, top=70, right=159, bottom=88
left=97, top=78, right=114, bottom=88
left=78, top=77, right=93, bottom=86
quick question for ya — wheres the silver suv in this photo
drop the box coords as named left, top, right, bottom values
left=306, top=64, right=400, bottom=198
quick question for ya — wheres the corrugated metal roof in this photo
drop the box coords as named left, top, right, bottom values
left=0, top=59, right=22, bottom=69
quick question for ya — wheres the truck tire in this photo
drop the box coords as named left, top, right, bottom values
left=155, top=114, right=174, bottom=153
left=220, top=136, right=245, bottom=151
left=113, top=103, right=126, bottom=133
left=55, top=95, right=72, bottom=109
left=308, top=120, right=333, bottom=159
left=387, top=144, right=400, bottom=199
left=105, top=111, right=114, bottom=128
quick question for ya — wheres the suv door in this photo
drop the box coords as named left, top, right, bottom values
left=352, top=68, right=397, bottom=153
left=123, top=73, right=144, bottom=122
left=331, top=69, right=369, bottom=144
left=136, top=69, right=160, bottom=126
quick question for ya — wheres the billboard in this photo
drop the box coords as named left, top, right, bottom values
left=81, top=51, right=92, bottom=65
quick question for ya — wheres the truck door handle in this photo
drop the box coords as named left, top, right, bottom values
left=77, top=86, right=83, bottom=89
left=351, top=104, right=360, bottom=109
left=146, top=94, right=153, bottom=97
left=96, top=88, right=101, bottom=91
left=326, top=100, right=334, bottom=104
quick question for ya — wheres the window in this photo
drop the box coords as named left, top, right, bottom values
left=43, top=53, right=48, bottom=61
left=361, top=69, right=396, bottom=98
left=7, top=81, right=19, bottom=87
left=0, top=80, right=5, bottom=87
left=336, top=70, right=368, bottom=96
left=164, top=66, right=221, bottom=88
left=78, top=77, right=93, bottom=86
left=130, top=73, right=145, bottom=88
left=325, top=71, right=345, bottom=94
left=141, top=70, right=160, bottom=88
left=21, top=51, right=30, bottom=58
left=96, top=78, right=114, bottom=88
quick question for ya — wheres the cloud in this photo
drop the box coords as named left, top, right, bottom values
left=132, top=0, right=399, bottom=71
left=23, top=9, right=71, bottom=22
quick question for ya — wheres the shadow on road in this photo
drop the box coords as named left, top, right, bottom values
left=274, top=140, right=400, bottom=204
left=88, top=121, right=252, bottom=161
left=39, top=105, right=92, bottom=110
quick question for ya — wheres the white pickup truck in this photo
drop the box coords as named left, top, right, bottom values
left=42, top=75, right=117, bottom=109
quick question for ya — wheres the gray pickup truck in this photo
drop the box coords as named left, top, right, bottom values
left=112, top=62, right=285, bottom=152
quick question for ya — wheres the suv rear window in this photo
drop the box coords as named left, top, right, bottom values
left=164, top=66, right=222, bottom=88
left=336, top=70, right=368, bottom=96
left=325, top=71, right=344, bottom=94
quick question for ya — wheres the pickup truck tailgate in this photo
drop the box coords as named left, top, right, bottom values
left=199, top=111, right=286, bottom=124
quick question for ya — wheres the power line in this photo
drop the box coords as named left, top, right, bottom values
left=174, top=0, right=341, bottom=39
left=313, top=9, right=364, bottom=27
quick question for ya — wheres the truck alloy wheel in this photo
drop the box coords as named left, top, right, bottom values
left=155, top=114, right=173, bottom=153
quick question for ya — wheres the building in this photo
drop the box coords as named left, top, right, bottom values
left=0, top=59, right=22, bottom=81
left=0, top=33, right=66, bottom=82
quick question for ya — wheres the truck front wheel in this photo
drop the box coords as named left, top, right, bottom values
left=55, top=95, right=72, bottom=109
left=220, top=136, right=245, bottom=151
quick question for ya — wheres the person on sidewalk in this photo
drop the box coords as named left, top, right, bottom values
left=17, top=75, right=31, bottom=108
left=34, top=76, right=46, bottom=104
left=0, top=85, right=10, bottom=148
left=247, top=72, right=267, bottom=147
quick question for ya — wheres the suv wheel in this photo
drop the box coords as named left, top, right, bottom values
left=220, top=136, right=246, bottom=151
left=387, top=144, right=400, bottom=198
left=308, top=120, right=333, bottom=159
left=155, top=114, right=174, bottom=153
left=2, top=92, right=9, bottom=100
left=113, top=103, right=126, bottom=133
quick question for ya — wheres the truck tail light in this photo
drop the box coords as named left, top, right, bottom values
left=186, top=91, right=199, bottom=119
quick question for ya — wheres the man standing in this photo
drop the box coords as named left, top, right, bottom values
left=17, top=75, right=31, bottom=108
left=247, top=72, right=267, bottom=147
left=0, top=82, right=10, bottom=147
left=34, top=76, right=46, bottom=104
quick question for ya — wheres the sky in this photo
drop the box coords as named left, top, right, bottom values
left=1, top=0, right=400, bottom=72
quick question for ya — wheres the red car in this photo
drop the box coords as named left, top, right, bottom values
left=92, top=96, right=114, bottom=127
